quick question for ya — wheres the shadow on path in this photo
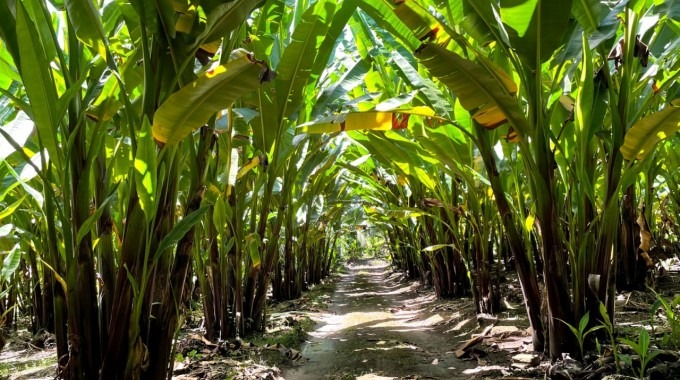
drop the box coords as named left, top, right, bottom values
left=283, top=259, right=479, bottom=380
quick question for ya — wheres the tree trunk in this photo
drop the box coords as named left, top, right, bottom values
left=618, top=186, right=643, bottom=290
left=475, top=124, right=545, bottom=351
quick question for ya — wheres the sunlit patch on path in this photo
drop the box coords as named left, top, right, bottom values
left=283, top=259, right=480, bottom=380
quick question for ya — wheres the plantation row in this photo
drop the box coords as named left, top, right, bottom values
left=0, top=0, right=679, bottom=379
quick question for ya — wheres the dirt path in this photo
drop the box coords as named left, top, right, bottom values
left=283, top=259, right=482, bottom=380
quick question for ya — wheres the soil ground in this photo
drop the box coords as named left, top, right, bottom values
left=2, top=258, right=680, bottom=379
left=282, top=259, right=538, bottom=380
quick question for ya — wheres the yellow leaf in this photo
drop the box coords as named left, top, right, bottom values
left=621, top=99, right=680, bottom=160
left=297, top=106, right=438, bottom=133
left=524, top=215, right=535, bottom=232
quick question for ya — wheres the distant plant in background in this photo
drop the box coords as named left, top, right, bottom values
left=650, top=292, right=680, bottom=349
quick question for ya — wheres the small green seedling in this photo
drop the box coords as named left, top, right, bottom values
left=186, top=349, right=202, bottom=360
left=619, top=329, right=660, bottom=380
left=651, top=292, right=680, bottom=349
left=598, top=303, right=621, bottom=373
left=557, top=311, right=604, bottom=360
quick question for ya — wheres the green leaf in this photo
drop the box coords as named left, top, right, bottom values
left=0, top=195, right=26, bottom=222
left=619, top=353, right=633, bottom=367
left=0, top=50, right=20, bottom=88
left=255, top=0, right=284, bottom=36
left=578, top=311, right=590, bottom=333
left=0, top=0, right=20, bottom=68
left=639, top=329, right=650, bottom=352
left=213, top=196, right=226, bottom=229
left=192, top=0, right=265, bottom=48
left=24, top=0, right=58, bottom=62
left=349, top=131, right=438, bottom=190
left=589, top=0, right=629, bottom=49
left=413, top=123, right=473, bottom=169
left=453, top=0, right=495, bottom=45
left=390, top=50, right=450, bottom=117
left=556, top=317, right=581, bottom=338
left=311, top=58, right=371, bottom=117
left=124, top=264, right=140, bottom=297
left=0, top=158, right=45, bottom=206
left=64, top=0, right=108, bottom=58
left=275, top=0, right=337, bottom=120
left=15, top=1, right=60, bottom=163
left=135, top=117, right=157, bottom=219
left=75, top=192, right=116, bottom=247
left=131, top=0, right=176, bottom=37
left=647, top=349, right=662, bottom=362
left=153, top=49, right=272, bottom=145
left=584, top=325, right=605, bottom=337
left=246, top=232, right=261, bottom=269
left=621, top=99, right=680, bottom=160
left=416, top=43, right=529, bottom=134
left=356, top=0, right=420, bottom=51
left=619, top=337, right=641, bottom=353
left=499, top=0, right=574, bottom=67
left=651, top=297, right=666, bottom=314
left=422, top=244, right=455, bottom=252
left=55, top=70, right=90, bottom=128
left=1, top=243, right=21, bottom=280
left=0, top=111, right=34, bottom=160
left=389, top=0, right=450, bottom=46
left=599, top=302, right=612, bottom=327
left=154, top=206, right=208, bottom=262
left=128, top=0, right=158, bottom=34
left=576, top=34, right=594, bottom=138
left=309, top=0, right=358, bottom=81
left=250, top=85, right=279, bottom=154
left=572, top=0, right=610, bottom=34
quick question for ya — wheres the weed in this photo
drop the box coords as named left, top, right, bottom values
left=187, top=349, right=202, bottom=360
left=650, top=292, right=680, bottom=349
left=252, top=316, right=314, bottom=349
left=619, top=328, right=660, bottom=380
left=557, top=311, right=603, bottom=360
left=598, top=303, right=621, bottom=373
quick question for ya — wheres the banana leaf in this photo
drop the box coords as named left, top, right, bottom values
left=620, top=99, right=680, bottom=160
left=499, top=0, right=573, bottom=67
left=191, top=0, right=265, bottom=49
left=15, top=1, right=60, bottom=163
left=275, top=0, right=337, bottom=120
left=65, top=0, right=108, bottom=58
left=129, top=0, right=176, bottom=37
left=356, top=0, right=421, bottom=51
left=152, top=50, right=273, bottom=145
left=0, top=112, right=34, bottom=160
left=416, top=43, right=528, bottom=134
left=298, top=106, right=437, bottom=133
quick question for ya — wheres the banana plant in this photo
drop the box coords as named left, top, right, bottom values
left=0, top=0, right=270, bottom=378
left=343, top=0, right=680, bottom=359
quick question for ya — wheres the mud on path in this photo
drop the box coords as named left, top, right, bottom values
left=283, top=259, right=531, bottom=380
